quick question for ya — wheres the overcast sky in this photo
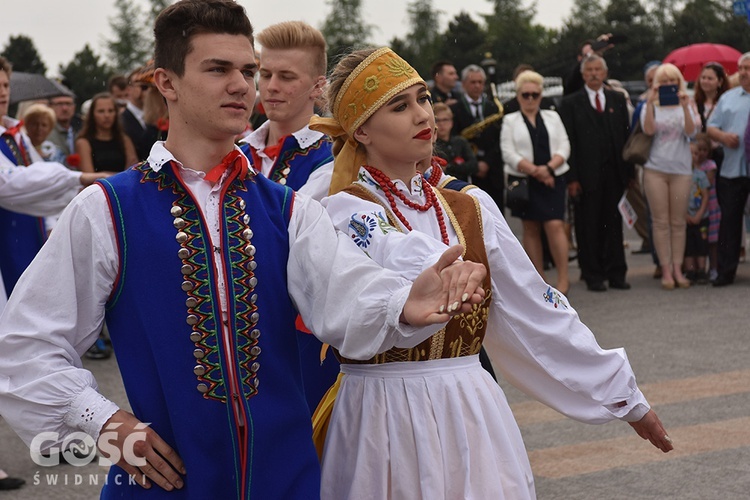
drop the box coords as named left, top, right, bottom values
left=1, top=0, right=574, bottom=75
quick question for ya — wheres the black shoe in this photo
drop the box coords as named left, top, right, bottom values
left=712, top=275, right=734, bottom=287
left=85, top=337, right=112, bottom=360
left=0, top=477, right=25, bottom=490
left=632, top=245, right=651, bottom=254
left=609, top=280, right=631, bottom=290
left=586, top=281, right=607, bottom=292
left=695, top=271, right=709, bottom=285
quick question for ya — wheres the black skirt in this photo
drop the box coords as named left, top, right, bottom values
left=508, top=174, right=567, bottom=221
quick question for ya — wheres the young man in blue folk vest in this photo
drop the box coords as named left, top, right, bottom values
left=0, top=1, right=485, bottom=498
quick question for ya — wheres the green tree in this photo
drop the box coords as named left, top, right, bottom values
left=482, top=0, right=543, bottom=81
left=601, top=0, right=660, bottom=80
left=441, top=12, right=487, bottom=77
left=107, top=0, right=150, bottom=74
left=138, top=0, right=173, bottom=61
left=648, top=0, right=679, bottom=46
left=147, top=0, right=172, bottom=27
left=667, top=0, right=750, bottom=54
left=59, top=44, right=111, bottom=106
left=538, top=0, right=607, bottom=80
left=320, top=0, right=374, bottom=69
left=392, top=0, right=444, bottom=77
left=1, top=35, right=47, bottom=75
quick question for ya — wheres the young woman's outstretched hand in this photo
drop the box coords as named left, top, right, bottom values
left=401, top=244, right=486, bottom=326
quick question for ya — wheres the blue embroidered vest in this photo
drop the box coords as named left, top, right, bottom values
left=0, top=134, right=46, bottom=294
left=241, top=135, right=339, bottom=413
left=241, top=134, right=332, bottom=190
left=98, top=162, right=320, bottom=499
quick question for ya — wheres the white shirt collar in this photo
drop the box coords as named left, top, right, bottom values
left=126, top=101, right=145, bottom=127
left=0, top=115, right=20, bottom=134
left=584, top=85, right=605, bottom=108
left=359, top=166, right=425, bottom=199
left=239, top=118, right=325, bottom=155
left=145, top=141, right=256, bottom=177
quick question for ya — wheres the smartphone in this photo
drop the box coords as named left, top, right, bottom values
left=590, top=34, right=627, bottom=52
left=659, top=84, right=679, bottom=106
left=590, top=39, right=610, bottom=52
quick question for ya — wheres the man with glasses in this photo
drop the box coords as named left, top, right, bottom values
left=47, top=95, right=80, bottom=158
left=561, top=54, right=633, bottom=292
left=450, top=64, right=504, bottom=209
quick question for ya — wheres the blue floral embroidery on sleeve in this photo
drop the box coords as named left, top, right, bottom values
left=543, top=286, right=569, bottom=309
left=349, top=213, right=377, bottom=248
left=348, top=211, right=397, bottom=249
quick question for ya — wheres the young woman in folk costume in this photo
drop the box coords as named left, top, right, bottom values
left=310, top=47, right=673, bottom=499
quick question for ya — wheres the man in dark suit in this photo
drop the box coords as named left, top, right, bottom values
left=560, top=54, right=633, bottom=292
left=121, top=67, right=152, bottom=161
left=450, top=64, right=504, bottom=210
left=429, top=60, right=459, bottom=106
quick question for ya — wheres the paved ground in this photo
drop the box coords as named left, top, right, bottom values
left=1, top=229, right=749, bottom=499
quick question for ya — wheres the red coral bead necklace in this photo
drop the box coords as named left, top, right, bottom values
left=364, top=165, right=450, bottom=246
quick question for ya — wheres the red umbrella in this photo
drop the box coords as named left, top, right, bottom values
left=663, top=43, right=743, bottom=81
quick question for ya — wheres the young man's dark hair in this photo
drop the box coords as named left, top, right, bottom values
left=154, top=0, right=254, bottom=76
left=430, top=60, right=453, bottom=79
left=108, top=74, right=128, bottom=93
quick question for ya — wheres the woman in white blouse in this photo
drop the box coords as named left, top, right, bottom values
left=311, top=47, right=672, bottom=500
left=501, top=70, right=571, bottom=294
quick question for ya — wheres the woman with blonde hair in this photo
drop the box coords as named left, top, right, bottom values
left=502, top=70, right=571, bottom=294
left=641, top=63, right=698, bottom=289
left=310, top=46, right=672, bottom=499
left=22, top=103, right=65, bottom=163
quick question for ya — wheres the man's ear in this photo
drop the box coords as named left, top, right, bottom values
left=353, top=125, right=371, bottom=145
left=154, top=68, right=177, bottom=103
left=311, top=76, right=327, bottom=99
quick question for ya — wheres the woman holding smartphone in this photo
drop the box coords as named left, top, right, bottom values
left=641, top=63, right=698, bottom=289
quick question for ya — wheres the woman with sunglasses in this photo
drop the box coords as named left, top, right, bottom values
left=502, top=70, right=571, bottom=294
left=311, top=47, right=672, bottom=499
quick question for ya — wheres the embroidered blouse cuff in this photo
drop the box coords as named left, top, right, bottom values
left=63, top=386, right=120, bottom=441
left=605, top=389, right=650, bottom=422
left=390, top=286, right=446, bottom=348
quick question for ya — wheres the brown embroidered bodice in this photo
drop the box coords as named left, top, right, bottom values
left=338, top=184, right=492, bottom=364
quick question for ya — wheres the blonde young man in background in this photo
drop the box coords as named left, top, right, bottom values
left=239, top=21, right=338, bottom=412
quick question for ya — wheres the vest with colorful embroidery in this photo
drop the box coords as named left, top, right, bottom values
left=97, top=162, right=320, bottom=499
left=242, top=133, right=338, bottom=413
left=240, top=134, right=333, bottom=190
left=0, top=132, right=45, bottom=294
left=339, top=185, right=492, bottom=364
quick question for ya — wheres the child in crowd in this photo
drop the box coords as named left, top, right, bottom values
left=685, top=138, right=712, bottom=283
left=693, top=133, right=720, bottom=281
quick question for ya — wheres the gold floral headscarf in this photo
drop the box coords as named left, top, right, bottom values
left=309, top=47, right=425, bottom=195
